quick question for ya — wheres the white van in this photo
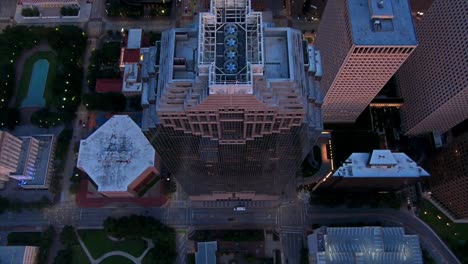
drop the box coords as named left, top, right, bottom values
left=234, top=206, right=246, bottom=211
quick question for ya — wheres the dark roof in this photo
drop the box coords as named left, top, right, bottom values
left=96, top=79, right=122, bottom=93
left=122, top=49, right=141, bottom=63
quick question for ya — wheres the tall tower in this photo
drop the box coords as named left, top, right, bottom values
left=395, top=0, right=468, bottom=135
left=142, top=0, right=323, bottom=200
left=315, top=0, right=417, bottom=123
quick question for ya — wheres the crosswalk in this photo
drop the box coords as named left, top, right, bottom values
left=280, top=225, right=304, bottom=234
left=192, top=200, right=279, bottom=208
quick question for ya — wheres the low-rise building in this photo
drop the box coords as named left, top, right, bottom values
left=77, top=115, right=160, bottom=197
left=0, top=131, right=55, bottom=189
left=19, top=0, right=78, bottom=8
left=307, top=226, right=423, bottom=264
left=319, top=149, right=429, bottom=191
left=195, top=241, right=217, bottom=264
left=0, top=246, right=39, bottom=264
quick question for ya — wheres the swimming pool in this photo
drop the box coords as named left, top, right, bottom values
left=21, top=59, right=49, bottom=108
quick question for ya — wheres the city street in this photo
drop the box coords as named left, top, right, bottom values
left=0, top=202, right=461, bottom=263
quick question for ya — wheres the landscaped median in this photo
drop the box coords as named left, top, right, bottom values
left=418, top=200, right=468, bottom=263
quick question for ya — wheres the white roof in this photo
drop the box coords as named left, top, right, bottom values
left=333, top=150, right=430, bottom=178
left=127, top=29, right=142, bottom=49
left=369, top=150, right=397, bottom=165
left=310, top=227, right=424, bottom=264
left=77, top=115, right=155, bottom=192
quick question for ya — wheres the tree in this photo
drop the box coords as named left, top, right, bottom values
left=21, top=7, right=40, bottom=17
left=37, top=226, right=55, bottom=264
left=30, top=108, right=64, bottom=128
left=82, top=92, right=126, bottom=112
left=60, top=226, right=78, bottom=246
left=0, top=107, right=20, bottom=130
left=60, top=6, right=80, bottom=16
left=54, top=248, right=72, bottom=264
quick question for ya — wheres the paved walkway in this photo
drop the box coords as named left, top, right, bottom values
left=75, top=230, right=154, bottom=264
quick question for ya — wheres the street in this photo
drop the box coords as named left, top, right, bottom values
left=0, top=200, right=460, bottom=264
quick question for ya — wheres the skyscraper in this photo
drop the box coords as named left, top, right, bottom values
left=395, top=0, right=468, bottom=135
left=428, top=131, right=468, bottom=220
left=142, top=0, right=323, bottom=200
left=315, top=0, right=417, bottom=123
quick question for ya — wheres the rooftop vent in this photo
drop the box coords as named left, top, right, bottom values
left=377, top=0, right=384, bottom=8
left=369, top=0, right=394, bottom=19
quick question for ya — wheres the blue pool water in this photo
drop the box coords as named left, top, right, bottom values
left=21, top=59, right=49, bottom=108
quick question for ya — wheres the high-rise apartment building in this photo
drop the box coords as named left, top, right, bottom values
left=428, top=131, right=468, bottom=220
left=315, top=0, right=417, bottom=123
left=0, top=131, right=23, bottom=182
left=142, top=0, right=323, bottom=200
left=395, top=0, right=468, bottom=135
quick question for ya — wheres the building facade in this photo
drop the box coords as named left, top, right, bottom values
left=315, top=0, right=417, bottom=123
left=142, top=0, right=323, bottom=200
left=395, top=0, right=468, bottom=135
left=428, top=131, right=468, bottom=220
left=0, top=131, right=23, bottom=182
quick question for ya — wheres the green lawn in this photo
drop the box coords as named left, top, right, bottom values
left=78, top=229, right=147, bottom=259
left=99, top=255, right=134, bottom=264
left=71, top=245, right=90, bottom=264
left=418, top=200, right=468, bottom=263
left=16, top=51, right=57, bottom=107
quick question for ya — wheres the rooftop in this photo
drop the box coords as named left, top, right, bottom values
left=96, top=79, right=122, bottom=93
left=195, top=241, right=217, bottom=264
left=127, top=29, right=142, bottom=49
left=77, top=115, right=155, bottom=192
left=333, top=150, right=430, bottom=178
left=17, top=135, right=55, bottom=188
left=308, top=227, right=423, bottom=264
left=122, top=48, right=141, bottom=64
left=369, top=149, right=397, bottom=165
left=0, top=246, right=36, bottom=264
left=348, top=0, right=417, bottom=46
left=122, top=64, right=142, bottom=93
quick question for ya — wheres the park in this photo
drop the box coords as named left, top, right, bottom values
left=0, top=25, right=87, bottom=129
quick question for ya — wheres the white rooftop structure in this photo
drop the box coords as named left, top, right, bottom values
left=122, top=64, right=142, bottom=94
left=127, top=29, right=142, bottom=49
left=333, top=150, right=430, bottom=178
left=369, top=149, right=397, bottom=166
left=308, top=226, right=423, bottom=264
left=198, top=0, right=264, bottom=93
left=77, top=115, right=155, bottom=192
